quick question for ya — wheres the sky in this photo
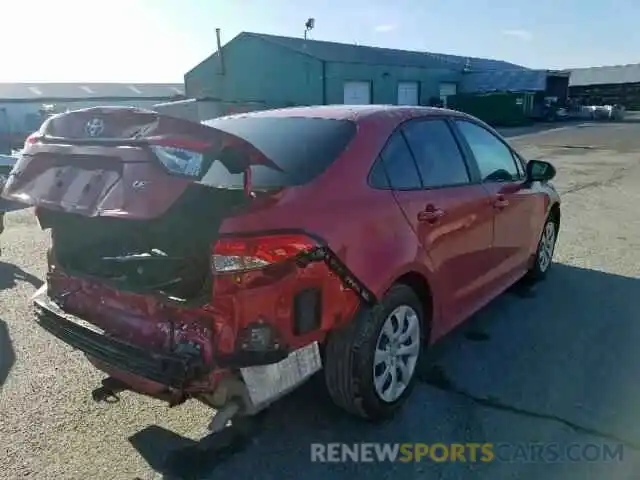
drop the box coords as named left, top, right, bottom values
left=1, top=0, right=639, bottom=83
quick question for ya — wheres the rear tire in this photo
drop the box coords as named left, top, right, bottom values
left=324, top=284, right=426, bottom=421
left=525, top=214, right=558, bottom=283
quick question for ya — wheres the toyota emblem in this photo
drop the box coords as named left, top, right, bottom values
left=85, top=118, right=105, bottom=137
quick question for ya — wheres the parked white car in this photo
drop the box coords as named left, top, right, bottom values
left=578, top=105, right=625, bottom=121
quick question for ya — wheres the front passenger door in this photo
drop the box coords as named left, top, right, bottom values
left=453, top=119, right=536, bottom=289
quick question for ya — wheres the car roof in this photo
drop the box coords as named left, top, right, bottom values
left=217, top=105, right=472, bottom=123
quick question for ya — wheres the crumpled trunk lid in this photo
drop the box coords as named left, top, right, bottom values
left=2, top=106, right=276, bottom=219
left=8, top=106, right=282, bottom=302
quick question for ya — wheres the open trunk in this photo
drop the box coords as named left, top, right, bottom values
left=4, top=106, right=274, bottom=301
left=38, top=186, right=248, bottom=301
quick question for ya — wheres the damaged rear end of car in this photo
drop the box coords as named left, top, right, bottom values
left=5, top=106, right=369, bottom=427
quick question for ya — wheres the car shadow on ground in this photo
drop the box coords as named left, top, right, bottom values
left=0, top=319, right=15, bottom=389
left=0, top=261, right=43, bottom=291
left=130, top=263, right=640, bottom=480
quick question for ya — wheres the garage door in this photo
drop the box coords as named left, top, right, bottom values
left=343, top=81, right=371, bottom=105
left=439, top=83, right=457, bottom=107
left=397, top=82, right=419, bottom=105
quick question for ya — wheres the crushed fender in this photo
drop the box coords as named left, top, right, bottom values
left=295, top=246, right=377, bottom=306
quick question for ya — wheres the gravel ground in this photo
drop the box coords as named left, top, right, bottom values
left=1, top=122, right=639, bottom=479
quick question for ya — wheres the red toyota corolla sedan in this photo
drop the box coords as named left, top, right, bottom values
left=4, top=105, right=559, bottom=428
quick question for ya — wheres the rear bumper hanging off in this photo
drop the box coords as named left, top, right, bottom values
left=33, top=296, right=206, bottom=389
left=30, top=243, right=376, bottom=395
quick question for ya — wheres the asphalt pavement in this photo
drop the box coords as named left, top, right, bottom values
left=0, top=122, right=639, bottom=479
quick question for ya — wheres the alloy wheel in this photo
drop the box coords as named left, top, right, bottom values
left=373, top=305, right=421, bottom=403
left=538, top=221, right=556, bottom=272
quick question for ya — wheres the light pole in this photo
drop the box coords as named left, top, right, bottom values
left=304, top=18, right=315, bottom=40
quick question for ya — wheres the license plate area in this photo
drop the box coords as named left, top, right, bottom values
left=240, top=341, right=322, bottom=407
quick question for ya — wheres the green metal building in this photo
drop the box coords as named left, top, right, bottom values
left=184, top=32, right=527, bottom=109
left=183, top=32, right=570, bottom=125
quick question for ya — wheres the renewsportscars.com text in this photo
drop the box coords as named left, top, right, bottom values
left=310, top=442, right=624, bottom=463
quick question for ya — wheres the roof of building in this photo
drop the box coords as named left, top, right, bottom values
left=199, top=32, right=527, bottom=73
left=0, top=83, right=185, bottom=101
left=462, top=69, right=568, bottom=93
left=569, top=64, right=640, bottom=86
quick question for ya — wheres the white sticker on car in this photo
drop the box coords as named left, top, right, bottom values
left=240, top=341, right=322, bottom=407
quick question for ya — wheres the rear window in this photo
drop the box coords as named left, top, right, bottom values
left=201, top=116, right=356, bottom=188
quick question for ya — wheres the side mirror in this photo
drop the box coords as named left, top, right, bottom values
left=526, top=159, right=556, bottom=183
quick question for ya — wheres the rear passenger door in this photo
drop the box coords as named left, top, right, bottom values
left=402, top=118, right=498, bottom=329
left=370, top=117, right=495, bottom=332
left=452, top=119, right=537, bottom=288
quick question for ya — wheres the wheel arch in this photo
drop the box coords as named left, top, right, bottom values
left=393, top=270, right=434, bottom=343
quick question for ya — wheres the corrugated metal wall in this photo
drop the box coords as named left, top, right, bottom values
left=569, top=83, right=640, bottom=109
left=324, top=63, right=460, bottom=104
left=185, top=35, right=324, bottom=106
left=185, top=35, right=463, bottom=108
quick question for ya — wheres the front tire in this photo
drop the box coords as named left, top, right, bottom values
left=526, top=215, right=558, bottom=282
left=324, top=284, right=426, bottom=420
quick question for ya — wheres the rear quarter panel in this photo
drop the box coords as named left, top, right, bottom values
left=220, top=114, right=442, bottom=324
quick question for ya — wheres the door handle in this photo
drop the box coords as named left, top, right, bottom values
left=418, top=207, right=445, bottom=223
left=493, top=195, right=509, bottom=209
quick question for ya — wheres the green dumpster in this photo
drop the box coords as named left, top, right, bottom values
left=449, top=92, right=533, bottom=127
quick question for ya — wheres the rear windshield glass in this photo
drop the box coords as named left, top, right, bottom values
left=201, top=116, right=356, bottom=188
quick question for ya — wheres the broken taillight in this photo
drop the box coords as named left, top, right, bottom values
left=210, top=234, right=318, bottom=351
left=212, top=234, right=317, bottom=273
left=148, top=137, right=211, bottom=178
